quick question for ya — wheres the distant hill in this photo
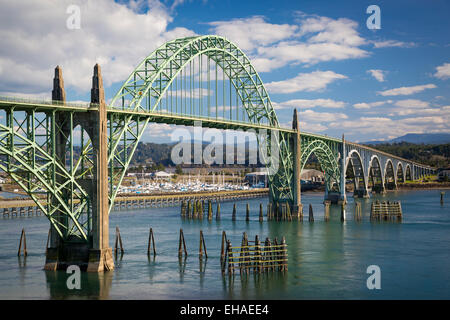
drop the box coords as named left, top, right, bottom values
left=364, top=133, right=450, bottom=145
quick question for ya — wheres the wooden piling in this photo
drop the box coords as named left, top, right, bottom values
left=308, top=204, right=314, bottom=222
left=324, top=200, right=330, bottom=222
left=286, top=202, right=292, bottom=221
left=216, top=202, right=221, bottom=220
left=227, top=240, right=234, bottom=274
left=114, top=226, right=124, bottom=255
left=147, top=227, right=156, bottom=256
left=220, top=231, right=227, bottom=263
left=246, top=203, right=250, bottom=222
left=188, top=200, right=192, bottom=219
left=259, top=203, right=263, bottom=222
left=17, top=228, right=27, bottom=257
left=178, top=228, right=188, bottom=257
left=340, top=203, right=346, bottom=222
left=181, top=200, right=186, bottom=217
left=232, top=203, right=236, bottom=221
left=208, top=201, right=213, bottom=221
left=199, top=230, right=207, bottom=259
left=281, top=236, right=288, bottom=272
left=355, top=202, right=362, bottom=222
left=441, top=192, right=445, bottom=204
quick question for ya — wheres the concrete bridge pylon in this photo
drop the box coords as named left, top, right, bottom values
left=44, top=65, right=114, bottom=272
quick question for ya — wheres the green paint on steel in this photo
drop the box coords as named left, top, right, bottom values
left=0, top=35, right=435, bottom=243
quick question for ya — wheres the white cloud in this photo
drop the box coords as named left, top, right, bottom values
left=273, top=98, right=346, bottom=110
left=389, top=100, right=447, bottom=116
left=208, top=16, right=298, bottom=52
left=367, top=69, right=386, bottom=82
left=265, top=71, right=347, bottom=94
left=353, top=100, right=392, bottom=109
left=0, top=0, right=195, bottom=94
left=433, top=62, right=450, bottom=80
left=209, top=13, right=369, bottom=73
left=377, top=84, right=437, bottom=96
left=299, top=109, right=348, bottom=122
left=372, top=40, right=416, bottom=48
left=394, top=99, right=429, bottom=108
left=330, top=111, right=450, bottom=141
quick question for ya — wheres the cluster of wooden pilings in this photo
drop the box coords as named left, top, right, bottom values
left=2, top=206, right=42, bottom=218
left=267, top=202, right=294, bottom=221
left=221, top=231, right=288, bottom=275
left=370, top=200, right=402, bottom=222
left=180, top=200, right=220, bottom=220
left=113, top=189, right=267, bottom=211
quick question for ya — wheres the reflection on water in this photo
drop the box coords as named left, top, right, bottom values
left=45, top=270, right=113, bottom=299
left=0, top=189, right=449, bottom=299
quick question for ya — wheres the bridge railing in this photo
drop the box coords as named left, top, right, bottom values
left=0, top=95, right=95, bottom=109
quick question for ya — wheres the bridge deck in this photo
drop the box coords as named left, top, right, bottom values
left=0, top=97, right=434, bottom=170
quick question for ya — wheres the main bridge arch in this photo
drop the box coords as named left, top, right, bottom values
left=106, top=35, right=294, bottom=208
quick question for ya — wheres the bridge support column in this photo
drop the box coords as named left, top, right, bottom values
left=87, top=64, right=114, bottom=272
left=44, top=65, right=67, bottom=271
left=44, top=65, right=113, bottom=272
left=291, top=109, right=303, bottom=219
left=338, top=134, right=347, bottom=204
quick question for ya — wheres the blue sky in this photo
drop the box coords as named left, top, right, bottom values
left=0, top=0, right=449, bottom=143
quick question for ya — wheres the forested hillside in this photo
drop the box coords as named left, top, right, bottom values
left=366, top=142, right=450, bottom=168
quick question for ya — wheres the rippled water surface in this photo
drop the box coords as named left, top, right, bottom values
left=0, top=189, right=449, bottom=299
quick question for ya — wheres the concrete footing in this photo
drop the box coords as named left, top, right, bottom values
left=44, top=246, right=114, bottom=272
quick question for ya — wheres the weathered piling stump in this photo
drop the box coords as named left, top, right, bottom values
left=220, top=231, right=227, bottom=264
left=17, top=228, right=27, bottom=257
left=147, top=227, right=156, bottom=256
left=216, top=202, right=221, bottom=220
left=114, top=226, right=124, bottom=255
left=232, top=203, right=236, bottom=221
left=340, top=203, right=346, bottom=222
left=441, top=191, right=445, bottom=205
left=226, top=240, right=234, bottom=274
left=208, top=201, right=213, bottom=221
left=181, top=200, right=186, bottom=217
left=252, top=235, right=258, bottom=273
left=201, top=200, right=205, bottom=219
left=267, top=203, right=272, bottom=221
left=259, top=203, right=264, bottom=222
left=308, top=204, right=314, bottom=222
left=355, top=202, right=362, bottom=222
left=178, top=228, right=188, bottom=258
left=199, top=230, right=207, bottom=259
left=281, top=237, right=288, bottom=272
left=287, top=202, right=293, bottom=221
left=188, top=200, right=192, bottom=219
left=246, top=203, right=250, bottom=222
left=324, top=200, right=330, bottom=222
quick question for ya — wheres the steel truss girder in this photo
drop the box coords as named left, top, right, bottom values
left=0, top=107, right=90, bottom=241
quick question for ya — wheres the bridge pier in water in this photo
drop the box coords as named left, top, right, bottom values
left=44, top=65, right=113, bottom=272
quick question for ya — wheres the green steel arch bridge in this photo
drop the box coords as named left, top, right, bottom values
left=0, top=35, right=434, bottom=271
